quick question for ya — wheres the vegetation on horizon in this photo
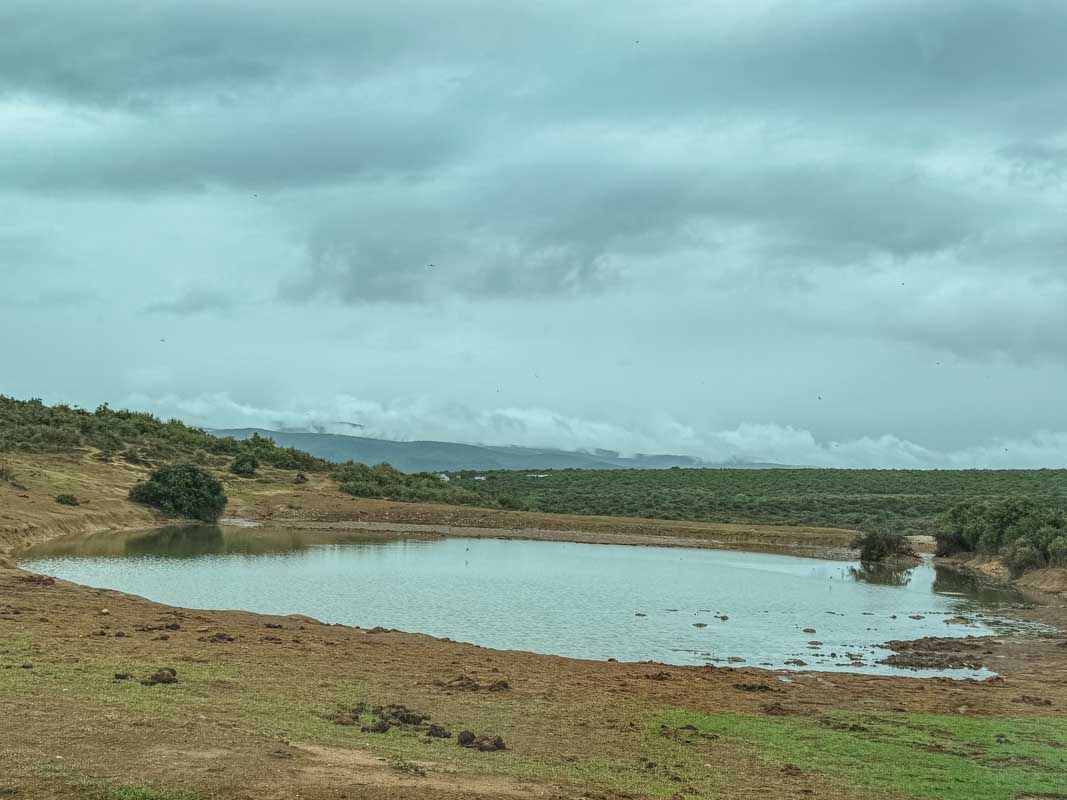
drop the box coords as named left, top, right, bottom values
left=0, top=395, right=327, bottom=472
left=331, top=462, right=515, bottom=508
left=448, top=468, right=1067, bottom=535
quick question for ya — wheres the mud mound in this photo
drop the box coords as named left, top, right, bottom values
left=329, top=702, right=453, bottom=738
left=15, top=574, right=54, bottom=587
left=198, top=632, right=235, bottom=643
left=434, top=674, right=511, bottom=692
left=457, top=730, right=506, bottom=751
left=141, top=667, right=178, bottom=686
left=879, top=636, right=989, bottom=670
left=1013, top=695, right=1053, bottom=707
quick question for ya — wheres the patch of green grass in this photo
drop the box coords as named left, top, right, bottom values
left=26, top=756, right=206, bottom=800
left=388, top=755, right=427, bottom=776
left=94, top=785, right=206, bottom=800
left=659, top=709, right=1067, bottom=800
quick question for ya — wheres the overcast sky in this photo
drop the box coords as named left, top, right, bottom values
left=2, top=0, right=1066, bottom=468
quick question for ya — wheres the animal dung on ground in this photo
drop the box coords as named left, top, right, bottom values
left=457, top=730, right=506, bottom=751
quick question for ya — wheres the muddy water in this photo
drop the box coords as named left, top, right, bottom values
left=21, top=525, right=1034, bottom=678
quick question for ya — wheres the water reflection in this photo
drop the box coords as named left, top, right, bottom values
left=932, top=568, right=1031, bottom=607
left=848, top=562, right=915, bottom=587
left=21, top=530, right=1038, bottom=677
left=22, top=524, right=410, bottom=560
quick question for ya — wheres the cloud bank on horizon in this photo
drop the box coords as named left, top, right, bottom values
left=2, top=0, right=1065, bottom=468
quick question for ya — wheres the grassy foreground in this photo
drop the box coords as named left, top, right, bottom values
left=2, top=577, right=1066, bottom=800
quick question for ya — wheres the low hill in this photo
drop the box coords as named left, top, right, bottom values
left=212, top=428, right=791, bottom=473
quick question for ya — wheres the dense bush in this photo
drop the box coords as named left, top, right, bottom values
left=446, top=468, right=1067, bottom=535
left=0, top=396, right=327, bottom=473
left=332, top=462, right=496, bottom=507
left=853, top=530, right=914, bottom=562
left=55, top=493, right=80, bottom=506
left=230, top=453, right=258, bottom=477
left=934, top=498, right=1067, bottom=575
left=128, top=464, right=228, bottom=522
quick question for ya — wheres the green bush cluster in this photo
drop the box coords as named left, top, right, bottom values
left=852, top=529, right=914, bottom=562
left=128, top=464, right=228, bottom=522
left=55, top=493, right=80, bottom=506
left=935, top=497, right=1067, bottom=575
left=332, top=462, right=494, bottom=506
left=0, top=396, right=327, bottom=472
left=230, top=453, right=258, bottom=477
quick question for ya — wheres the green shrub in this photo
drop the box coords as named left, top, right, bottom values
left=55, top=493, right=80, bottom=506
left=332, top=462, right=492, bottom=507
left=128, top=464, right=227, bottom=522
left=1048, top=537, right=1067, bottom=568
left=853, top=530, right=913, bottom=562
left=230, top=453, right=258, bottom=478
left=935, top=498, right=1067, bottom=574
left=1004, top=539, right=1046, bottom=576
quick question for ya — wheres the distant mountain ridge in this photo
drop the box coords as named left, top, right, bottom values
left=210, top=428, right=793, bottom=473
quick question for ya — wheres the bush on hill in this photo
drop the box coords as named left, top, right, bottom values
left=55, top=493, right=80, bottom=506
left=332, top=462, right=498, bottom=507
left=230, top=453, right=258, bottom=477
left=128, top=464, right=228, bottom=522
left=0, top=396, right=327, bottom=472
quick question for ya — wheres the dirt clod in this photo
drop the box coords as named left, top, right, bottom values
left=880, top=637, right=986, bottom=671
left=457, top=730, right=506, bottom=751
left=762, top=703, right=793, bottom=716
left=427, top=723, right=452, bottom=739
left=16, top=575, right=55, bottom=587
left=141, top=667, right=178, bottom=686
left=1013, top=695, right=1053, bottom=707
left=434, top=674, right=511, bottom=692
left=199, top=632, right=235, bottom=643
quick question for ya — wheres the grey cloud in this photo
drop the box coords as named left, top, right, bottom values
left=1000, top=141, right=1067, bottom=185
left=147, top=288, right=237, bottom=316
left=4, top=1, right=1067, bottom=466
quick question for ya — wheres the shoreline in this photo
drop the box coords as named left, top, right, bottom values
left=10, top=512, right=1062, bottom=680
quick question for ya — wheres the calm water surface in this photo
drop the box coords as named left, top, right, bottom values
left=22, top=525, right=1033, bottom=678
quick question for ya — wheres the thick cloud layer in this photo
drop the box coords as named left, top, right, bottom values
left=2, top=1, right=1065, bottom=466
